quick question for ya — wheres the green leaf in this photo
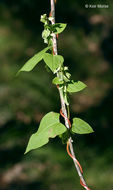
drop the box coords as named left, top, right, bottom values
left=67, top=81, right=87, bottom=93
left=40, top=14, right=48, bottom=24
left=17, top=47, right=50, bottom=75
left=71, top=118, right=94, bottom=134
left=52, top=23, right=67, bottom=34
left=25, top=112, right=66, bottom=154
left=42, top=29, right=50, bottom=39
left=43, top=53, right=64, bottom=73
left=52, top=77, right=64, bottom=85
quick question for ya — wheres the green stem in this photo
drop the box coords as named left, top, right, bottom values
left=67, top=104, right=70, bottom=119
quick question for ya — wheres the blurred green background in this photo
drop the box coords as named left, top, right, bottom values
left=0, top=0, right=113, bottom=190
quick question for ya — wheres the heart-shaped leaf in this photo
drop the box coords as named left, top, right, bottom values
left=52, top=23, right=67, bottom=34
left=25, top=112, right=66, bottom=154
left=67, top=81, right=87, bottom=93
left=71, top=118, right=94, bottom=134
left=17, top=46, right=50, bottom=75
left=43, top=53, right=64, bottom=73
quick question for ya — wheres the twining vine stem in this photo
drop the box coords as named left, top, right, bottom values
left=17, top=0, right=93, bottom=188
left=50, top=0, right=90, bottom=189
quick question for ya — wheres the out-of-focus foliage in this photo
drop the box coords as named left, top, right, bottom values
left=0, top=0, right=113, bottom=190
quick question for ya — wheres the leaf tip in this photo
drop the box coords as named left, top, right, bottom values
left=24, top=147, right=31, bottom=154
left=24, top=149, right=28, bottom=155
left=15, top=71, right=20, bottom=77
left=91, top=129, right=94, bottom=133
left=84, top=83, right=87, bottom=88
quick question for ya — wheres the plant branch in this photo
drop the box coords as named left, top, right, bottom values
left=50, top=0, right=69, bottom=130
left=50, top=0, right=90, bottom=189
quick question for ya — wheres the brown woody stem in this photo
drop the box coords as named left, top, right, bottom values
left=50, top=0, right=89, bottom=188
